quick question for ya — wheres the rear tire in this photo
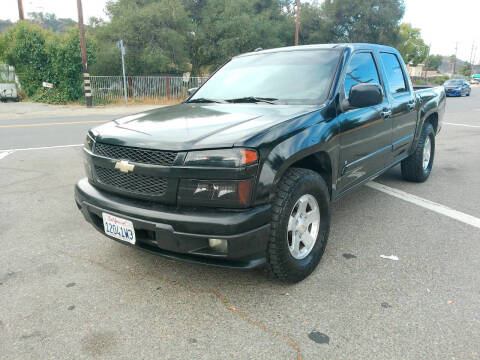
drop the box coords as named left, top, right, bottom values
left=401, top=123, right=435, bottom=182
left=266, top=168, right=330, bottom=283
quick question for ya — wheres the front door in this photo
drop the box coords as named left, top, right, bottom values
left=337, top=51, right=392, bottom=194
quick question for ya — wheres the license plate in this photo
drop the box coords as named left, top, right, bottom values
left=102, top=213, right=136, bottom=245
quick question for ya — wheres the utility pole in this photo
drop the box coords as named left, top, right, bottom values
left=453, top=42, right=458, bottom=74
left=76, top=0, right=92, bottom=107
left=295, top=0, right=300, bottom=46
left=468, top=41, right=475, bottom=77
left=17, top=0, right=24, bottom=20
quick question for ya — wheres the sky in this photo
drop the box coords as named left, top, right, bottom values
left=2, top=0, right=480, bottom=63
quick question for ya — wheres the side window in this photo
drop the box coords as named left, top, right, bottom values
left=380, top=52, right=408, bottom=94
left=344, top=52, right=381, bottom=97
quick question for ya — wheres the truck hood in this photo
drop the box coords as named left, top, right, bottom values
left=92, top=103, right=318, bottom=151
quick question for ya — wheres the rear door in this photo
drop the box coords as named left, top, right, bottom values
left=337, top=51, right=392, bottom=193
left=379, top=52, right=417, bottom=162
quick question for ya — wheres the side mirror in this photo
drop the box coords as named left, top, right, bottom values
left=348, top=83, right=383, bottom=108
left=187, top=87, right=198, bottom=96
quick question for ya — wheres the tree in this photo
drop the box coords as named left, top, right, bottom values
left=298, top=2, right=328, bottom=45
left=90, top=0, right=192, bottom=76
left=188, top=0, right=293, bottom=74
left=0, top=22, right=51, bottom=96
left=0, top=20, right=14, bottom=34
left=320, top=0, right=405, bottom=45
left=0, top=22, right=96, bottom=102
left=28, top=12, right=76, bottom=33
left=426, top=54, right=442, bottom=71
left=397, top=23, right=428, bottom=66
left=459, top=63, right=472, bottom=77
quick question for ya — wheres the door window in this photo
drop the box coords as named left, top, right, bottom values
left=344, top=52, right=381, bottom=97
left=380, top=52, right=408, bottom=94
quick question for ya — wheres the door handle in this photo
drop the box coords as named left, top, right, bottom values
left=381, top=109, right=392, bottom=118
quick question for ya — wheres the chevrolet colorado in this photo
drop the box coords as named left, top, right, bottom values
left=75, top=43, right=446, bottom=283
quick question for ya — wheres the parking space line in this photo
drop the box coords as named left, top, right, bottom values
left=0, top=120, right=108, bottom=128
left=367, top=182, right=480, bottom=230
left=444, top=122, right=480, bottom=128
left=0, top=151, right=12, bottom=160
left=0, top=144, right=82, bottom=153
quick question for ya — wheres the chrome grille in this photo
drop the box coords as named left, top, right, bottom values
left=94, top=143, right=177, bottom=166
left=94, top=166, right=167, bottom=195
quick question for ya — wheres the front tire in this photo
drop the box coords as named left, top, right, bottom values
left=266, top=168, right=330, bottom=283
left=401, top=123, right=435, bottom=182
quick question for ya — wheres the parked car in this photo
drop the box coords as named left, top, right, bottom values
left=443, top=79, right=471, bottom=97
left=0, top=83, right=18, bottom=102
left=75, top=43, right=446, bottom=282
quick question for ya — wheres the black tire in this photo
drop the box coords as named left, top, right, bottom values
left=401, top=123, right=435, bottom=182
left=467, top=91, right=470, bottom=96
left=266, top=168, right=330, bottom=283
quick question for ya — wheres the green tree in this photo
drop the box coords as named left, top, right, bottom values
left=459, top=63, right=472, bottom=77
left=0, top=21, right=51, bottom=96
left=426, top=54, right=442, bottom=71
left=0, top=20, right=14, bottom=34
left=189, top=0, right=292, bottom=74
left=0, top=21, right=96, bottom=103
left=397, top=23, right=428, bottom=66
left=320, top=0, right=405, bottom=45
left=90, top=0, right=192, bottom=76
left=298, top=2, right=328, bottom=45
left=28, top=12, right=77, bottom=33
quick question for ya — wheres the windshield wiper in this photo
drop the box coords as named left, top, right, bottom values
left=226, top=96, right=279, bottom=104
left=187, top=98, right=226, bottom=104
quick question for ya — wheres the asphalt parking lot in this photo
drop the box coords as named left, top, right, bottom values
left=1, top=91, right=479, bottom=360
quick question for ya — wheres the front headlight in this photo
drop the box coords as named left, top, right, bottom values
left=177, top=178, right=254, bottom=208
left=83, top=133, right=95, bottom=180
left=184, top=148, right=258, bottom=167
left=84, top=133, right=95, bottom=152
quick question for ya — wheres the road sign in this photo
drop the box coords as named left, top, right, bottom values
left=117, top=40, right=123, bottom=49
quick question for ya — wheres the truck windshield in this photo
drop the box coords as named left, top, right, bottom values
left=189, top=49, right=341, bottom=105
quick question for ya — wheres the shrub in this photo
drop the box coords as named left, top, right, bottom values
left=0, top=21, right=96, bottom=104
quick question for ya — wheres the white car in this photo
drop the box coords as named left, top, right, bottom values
left=0, top=83, right=18, bottom=101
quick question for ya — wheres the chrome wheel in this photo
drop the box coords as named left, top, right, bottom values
left=422, top=136, right=431, bottom=170
left=287, top=194, right=320, bottom=260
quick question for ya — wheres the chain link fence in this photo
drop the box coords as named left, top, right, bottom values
left=90, top=76, right=209, bottom=102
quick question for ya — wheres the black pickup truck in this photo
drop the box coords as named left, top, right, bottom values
left=75, top=43, right=445, bottom=282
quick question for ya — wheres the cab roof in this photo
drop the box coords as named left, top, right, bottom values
left=236, top=43, right=399, bottom=58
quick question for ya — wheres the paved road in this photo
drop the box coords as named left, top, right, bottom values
left=1, top=92, right=479, bottom=360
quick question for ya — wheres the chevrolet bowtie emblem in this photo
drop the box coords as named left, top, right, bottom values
left=115, top=160, right=135, bottom=173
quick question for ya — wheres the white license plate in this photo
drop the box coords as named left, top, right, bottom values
left=102, top=213, right=136, bottom=245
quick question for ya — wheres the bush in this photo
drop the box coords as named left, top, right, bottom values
left=0, top=21, right=96, bottom=104
left=431, top=75, right=450, bottom=85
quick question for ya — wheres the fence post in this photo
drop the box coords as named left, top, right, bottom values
left=166, top=75, right=170, bottom=100
left=128, top=76, right=132, bottom=98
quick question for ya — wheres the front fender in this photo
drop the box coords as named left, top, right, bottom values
left=253, top=117, right=340, bottom=205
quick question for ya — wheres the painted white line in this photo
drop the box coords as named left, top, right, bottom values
left=444, top=122, right=480, bottom=128
left=0, top=151, right=12, bottom=160
left=0, top=144, right=82, bottom=153
left=367, top=182, right=480, bottom=230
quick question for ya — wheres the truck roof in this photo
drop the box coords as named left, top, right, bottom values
left=236, top=43, right=399, bottom=58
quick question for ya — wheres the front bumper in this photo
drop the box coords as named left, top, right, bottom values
left=445, top=89, right=461, bottom=96
left=74, top=178, right=271, bottom=269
